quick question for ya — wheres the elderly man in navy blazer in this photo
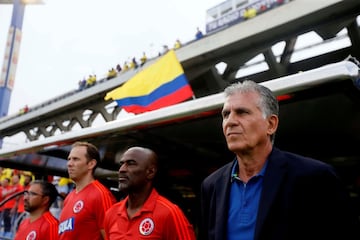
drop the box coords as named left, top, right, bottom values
left=200, top=80, right=360, bottom=240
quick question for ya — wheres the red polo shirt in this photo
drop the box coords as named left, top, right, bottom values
left=104, top=189, right=195, bottom=240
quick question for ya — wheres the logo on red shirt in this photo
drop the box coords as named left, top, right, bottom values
left=73, top=200, right=84, bottom=213
left=139, top=218, right=154, bottom=236
left=26, top=230, right=36, bottom=240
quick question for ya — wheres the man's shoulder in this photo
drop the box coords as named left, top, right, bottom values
left=106, top=200, right=124, bottom=213
left=105, top=200, right=125, bottom=221
left=41, top=212, right=59, bottom=229
left=202, top=160, right=234, bottom=184
left=271, top=147, right=334, bottom=173
left=65, top=181, right=115, bottom=202
left=155, top=194, right=186, bottom=216
left=91, top=180, right=112, bottom=192
left=88, top=181, right=116, bottom=204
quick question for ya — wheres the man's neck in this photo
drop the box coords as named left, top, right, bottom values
left=29, top=209, right=47, bottom=223
left=127, top=187, right=153, bottom=219
left=236, top=144, right=272, bottom=183
left=75, top=175, right=94, bottom=193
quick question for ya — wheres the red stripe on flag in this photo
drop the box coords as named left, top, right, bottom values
left=123, top=85, right=193, bottom=114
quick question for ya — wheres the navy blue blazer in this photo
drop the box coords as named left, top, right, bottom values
left=200, top=148, right=359, bottom=240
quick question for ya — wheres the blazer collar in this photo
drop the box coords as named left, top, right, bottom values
left=255, top=147, right=287, bottom=240
left=215, top=160, right=235, bottom=239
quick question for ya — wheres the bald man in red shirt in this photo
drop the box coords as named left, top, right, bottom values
left=104, top=146, right=196, bottom=240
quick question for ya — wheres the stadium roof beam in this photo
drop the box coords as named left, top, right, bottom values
left=280, top=37, right=297, bottom=66
left=347, top=20, right=360, bottom=59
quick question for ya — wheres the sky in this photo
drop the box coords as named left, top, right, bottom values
left=0, top=0, right=221, bottom=115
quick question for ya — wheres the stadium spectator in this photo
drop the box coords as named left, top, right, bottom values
left=86, top=74, right=97, bottom=88
left=18, top=105, right=29, bottom=115
left=195, top=27, right=203, bottom=40
left=122, top=61, right=129, bottom=72
left=174, top=39, right=182, bottom=50
left=140, top=52, right=147, bottom=67
left=106, top=68, right=117, bottom=80
left=0, top=168, right=12, bottom=181
left=116, top=63, right=122, bottom=73
left=243, top=6, right=257, bottom=19
left=86, top=75, right=92, bottom=87
left=14, top=180, right=59, bottom=240
left=259, top=3, right=268, bottom=12
left=78, top=78, right=86, bottom=91
left=104, top=146, right=196, bottom=239
left=19, top=171, right=33, bottom=187
left=161, top=45, right=169, bottom=55
left=58, top=141, right=116, bottom=240
left=23, top=105, right=29, bottom=113
left=129, top=57, right=138, bottom=69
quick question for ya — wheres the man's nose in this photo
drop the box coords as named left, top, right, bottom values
left=225, top=111, right=238, bottom=124
left=118, top=163, right=128, bottom=173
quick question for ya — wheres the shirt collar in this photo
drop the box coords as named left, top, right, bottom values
left=231, top=158, right=268, bottom=182
left=118, top=188, right=159, bottom=218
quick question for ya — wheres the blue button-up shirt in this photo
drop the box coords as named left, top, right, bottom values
left=227, top=159, right=268, bottom=240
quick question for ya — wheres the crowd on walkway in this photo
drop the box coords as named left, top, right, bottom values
left=76, top=27, right=205, bottom=92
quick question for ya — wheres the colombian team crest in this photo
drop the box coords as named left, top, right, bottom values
left=73, top=200, right=84, bottom=213
left=139, top=218, right=154, bottom=236
left=26, top=230, right=36, bottom=240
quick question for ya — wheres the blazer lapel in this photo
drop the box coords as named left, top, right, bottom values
left=255, top=148, right=287, bottom=240
left=215, top=161, right=234, bottom=239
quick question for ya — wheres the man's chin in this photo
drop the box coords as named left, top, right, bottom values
left=228, top=144, right=241, bottom=151
left=118, top=184, right=129, bottom=193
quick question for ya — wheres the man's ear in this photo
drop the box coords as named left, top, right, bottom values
left=42, top=195, right=50, bottom=208
left=267, top=114, right=279, bottom=136
left=147, top=165, right=157, bottom=180
left=88, top=159, right=97, bottom=170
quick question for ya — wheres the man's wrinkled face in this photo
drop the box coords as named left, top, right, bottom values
left=222, top=91, right=271, bottom=153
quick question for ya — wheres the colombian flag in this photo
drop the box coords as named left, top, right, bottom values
left=104, top=50, right=194, bottom=114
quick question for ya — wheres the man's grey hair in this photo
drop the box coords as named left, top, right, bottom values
left=224, top=80, right=279, bottom=143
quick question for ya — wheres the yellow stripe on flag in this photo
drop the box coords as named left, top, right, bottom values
left=105, top=50, right=184, bottom=101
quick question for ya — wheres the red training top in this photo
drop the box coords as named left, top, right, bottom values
left=104, top=188, right=196, bottom=240
left=59, top=180, right=116, bottom=240
left=14, top=211, right=58, bottom=240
